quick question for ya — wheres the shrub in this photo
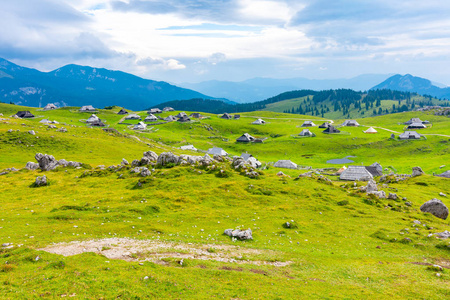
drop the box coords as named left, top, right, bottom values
left=337, top=200, right=349, bottom=206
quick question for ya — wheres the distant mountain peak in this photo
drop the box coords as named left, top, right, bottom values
left=371, top=74, right=450, bottom=100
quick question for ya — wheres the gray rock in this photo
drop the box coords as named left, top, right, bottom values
left=48, top=125, right=57, bottom=129
left=200, top=154, right=213, bottom=166
left=58, top=159, right=69, bottom=167
left=67, top=161, right=81, bottom=168
left=131, top=167, right=141, bottom=174
left=434, top=231, right=450, bottom=239
left=35, top=153, right=59, bottom=171
left=140, top=157, right=151, bottom=166
left=57, top=127, right=67, bottom=132
left=412, top=166, right=424, bottom=177
left=143, top=151, right=158, bottom=162
left=368, top=190, right=386, bottom=198
left=413, top=220, right=421, bottom=225
left=365, top=180, right=378, bottom=193
left=34, top=175, right=47, bottom=187
left=7, top=129, right=13, bottom=133
left=420, top=198, right=449, bottom=220
left=224, top=228, right=253, bottom=240
left=388, top=193, right=398, bottom=200
left=439, top=192, right=447, bottom=197
left=277, top=171, right=285, bottom=176
left=28, top=130, right=35, bottom=135
left=131, top=159, right=140, bottom=167
left=157, top=152, right=179, bottom=166
left=25, top=161, right=39, bottom=170
left=298, top=171, right=312, bottom=178
left=179, top=154, right=203, bottom=165
left=121, top=158, right=129, bottom=166
left=405, top=202, right=412, bottom=206
left=140, top=168, right=151, bottom=177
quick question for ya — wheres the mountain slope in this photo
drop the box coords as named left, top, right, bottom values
left=371, top=74, right=450, bottom=100
left=0, top=58, right=217, bottom=110
left=181, top=74, right=392, bottom=103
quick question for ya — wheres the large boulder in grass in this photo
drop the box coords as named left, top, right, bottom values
left=157, top=152, right=179, bottom=166
left=224, top=228, right=253, bottom=240
left=34, top=175, right=47, bottom=187
left=143, top=151, right=158, bottom=162
left=412, top=166, right=424, bottom=177
left=35, top=153, right=59, bottom=171
left=420, top=198, right=449, bottom=220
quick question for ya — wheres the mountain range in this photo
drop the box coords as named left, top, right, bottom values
left=0, top=57, right=449, bottom=110
left=0, top=58, right=217, bottom=110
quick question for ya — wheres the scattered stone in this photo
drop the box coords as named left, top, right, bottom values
left=121, top=158, right=129, bottom=166
left=277, top=171, right=285, bottom=177
left=412, top=166, right=424, bottom=177
left=140, top=168, right=151, bottom=177
left=131, top=159, right=140, bottom=167
left=34, top=175, right=48, bottom=187
left=224, top=228, right=253, bottom=240
left=143, top=151, right=158, bottom=162
left=405, top=202, right=412, bottom=206
left=362, top=180, right=378, bottom=193
left=25, top=161, right=39, bottom=170
left=57, top=127, right=67, bottom=132
left=7, top=129, right=13, bottom=133
left=435, top=231, right=450, bottom=239
left=157, top=152, right=179, bottom=166
left=413, top=220, right=421, bottom=225
left=420, top=198, right=449, bottom=220
left=297, top=172, right=312, bottom=178
left=388, top=193, right=398, bottom=200
left=28, top=130, right=35, bottom=135
left=48, top=125, right=57, bottom=129
left=439, top=192, right=447, bottom=197
left=440, top=165, right=446, bottom=169
left=368, top=190, right=386, bottom=198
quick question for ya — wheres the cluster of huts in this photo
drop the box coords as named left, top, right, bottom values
left=221, top=113, right=240, bottom=120
left=129, top=109, right=205, bottom=130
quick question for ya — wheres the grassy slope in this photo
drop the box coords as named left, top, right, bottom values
left=0, top=103, right=449, bottom=298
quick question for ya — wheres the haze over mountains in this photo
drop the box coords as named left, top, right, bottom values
left=0, top=57, right=448, bottom=110
left=180, top=74, right=394, bottom=103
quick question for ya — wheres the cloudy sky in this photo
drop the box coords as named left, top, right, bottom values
left=1, top=0, right=450, bottom=85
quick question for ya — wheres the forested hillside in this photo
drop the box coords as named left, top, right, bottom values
left=157, top=89, right=449, bottom=118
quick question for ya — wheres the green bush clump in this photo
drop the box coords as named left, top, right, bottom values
left=45, top=261, right=66, bottom=269
left=337, top=200, right=349, bottom=206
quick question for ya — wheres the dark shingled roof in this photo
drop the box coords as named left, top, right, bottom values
left=323, top=125, right=340, bottom=134
left=365, top=166, right=383, bottom=177
left=15, top=111, right=34, bottom=118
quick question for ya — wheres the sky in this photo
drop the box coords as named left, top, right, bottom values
left=1, top=0, right=450, bottom=85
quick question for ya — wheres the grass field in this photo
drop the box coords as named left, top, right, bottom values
left=0, top=103, right=449, bottom=299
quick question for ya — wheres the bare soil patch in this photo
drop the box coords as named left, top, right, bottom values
left=39, top=238, right=291, bottom=266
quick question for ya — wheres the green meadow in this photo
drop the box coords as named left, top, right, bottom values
left=0, top=103, right=449, bottom=299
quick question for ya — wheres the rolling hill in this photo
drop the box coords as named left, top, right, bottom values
left=0, top=102, right=449, bottom=298
left=0, top=58, right=220, bottom=110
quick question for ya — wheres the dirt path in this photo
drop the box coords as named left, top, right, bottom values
left=39, top=238, right=291, bottom=267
